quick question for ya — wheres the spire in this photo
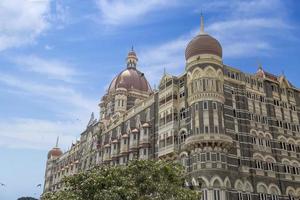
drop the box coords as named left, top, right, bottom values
left=55, top=136, right=59, bottom=147
left=163, top=67, right=166, bottom=76
left=131, top=45, right=134, bottom=52
left=200, top=12, right=205, bottom=34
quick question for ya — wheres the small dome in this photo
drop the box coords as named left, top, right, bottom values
left=108, top=68, right=151, bottom=93
left=185, top=33, right=222, bottom=60
left=48, top=147, right=62, bottom=159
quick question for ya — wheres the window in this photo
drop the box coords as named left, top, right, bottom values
left=284, top=165, right=291, bottom=173
left=205, top=126, right=209, bottom=133
left=266, top=140, right=271, bottom=147
left=259, top=193, right=267, bottom=200
left=256, top=160, right=262, bottom=169
left=202, top=189, right=208, bottom=200
left=215, top=126, right=219, bottom=133
left=213, top=102, right=217, bottom=110
left=179, top=91, right=185, bottom=98
left=213, top=189, right=221, bottom=200
left=292, top=167, right=299, bottom=175
left=180, top=108, right=187, bottom=120
left=143, top=148, right=147, bottom=155
left=289, top=195, right=296, bottom=200
left=124, top=139, right=127, bottom=145
left=267, top=162, right=274, bottom=171
left=238, top=192, right=243, bottom=200
left=246, top=193, right=252, bottom=200
left=203, top=101, right=208, bottom=110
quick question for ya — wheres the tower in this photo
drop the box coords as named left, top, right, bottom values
left=183, top=15, right=233, bottom=199
left=44, top=137, right=63, bottom=192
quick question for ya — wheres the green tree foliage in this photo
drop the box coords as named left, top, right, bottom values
left=43, top=160, right=200, bottom=200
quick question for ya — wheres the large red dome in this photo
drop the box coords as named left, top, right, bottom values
left=108, top=68, right=151, bottom=93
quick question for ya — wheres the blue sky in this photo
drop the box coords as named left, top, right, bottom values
left=0, top=0, right=300, bottom=199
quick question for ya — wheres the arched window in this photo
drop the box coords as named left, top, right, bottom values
left=286, top=187, right=296, bottom=200
left=265, top=156, right=276, bottom=171
left=257, top=183, right=268, bottom=200
left=282, top=159, right=291, bottom=174
left=212, top=178, right=223, bottom=200
left=269, top=184, right=281, bottom=200
left=253, top=154, right=264, bottom=170
left=244, top=181, right=253, bottom=200
left=198, top=177, right=209, bottom=200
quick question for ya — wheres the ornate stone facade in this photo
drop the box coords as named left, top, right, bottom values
left=44, top=17, right=300, bottom=200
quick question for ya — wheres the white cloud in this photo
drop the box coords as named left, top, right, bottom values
left=139, top=36, right=188, bottom=85
left=0, top=118, right=82, bottom=151
left=0, top=73, right=98, bottom=150
left=95, top=0, right=178, bottom=26
left=206, top=17, right=291, bottom=58
left=137, top=0, right=293, bottom=84
left=0, top=0, right=51, bottom=50
left=0, top=73, right=96, bottom=112
left=44, top=44, right=53, bottom=50
left=13, top=55, right=77, bottom=82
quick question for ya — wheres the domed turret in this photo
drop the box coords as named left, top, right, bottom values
left=184, top=15, right=232, bottom=152
left=185, top=15, right=222, bottom=60
left=47, top=137, right=63, bottom=159
left=108, top=48, right=152, bottom=94
left=48, top=147, right=63, bottom=159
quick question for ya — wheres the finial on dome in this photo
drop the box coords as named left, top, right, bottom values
left=55, top=136, right=59, bottom=147
left=200, top=12, right=205, bottom=34
left=131, top=45, right=134, bottom=52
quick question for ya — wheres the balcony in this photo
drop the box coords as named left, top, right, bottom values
left=183, top=133, right=233, bottom=150
left=111, top=140, right=119, bottom=159
left=158, top=145, right=176, bottom=158
left=103, top=144, right=111, bottom=162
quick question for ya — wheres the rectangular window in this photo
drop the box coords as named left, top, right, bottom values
left=246, top=193, right=252, bottom=200
left=203, top=101, right=208, bottom=110
left=205, top=126, right=209, bottom=133
left=213, top=189, right=220, bottom=200
left=213, top=102, right=217, bottom=110
left=215, top=126, right=219, bottom=133
left=206, top=152, right=211, bottom=161
left=238, top=192, right=243, bottom=200
left=202, top=190, right=208, bottom=200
